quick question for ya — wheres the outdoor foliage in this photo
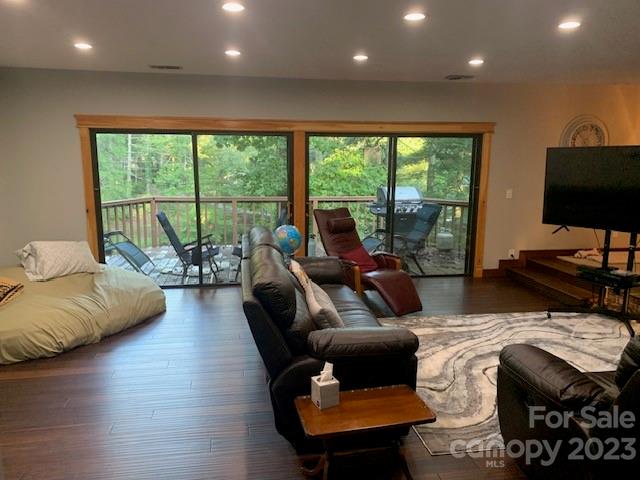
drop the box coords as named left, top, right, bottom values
left=96, top=133, right=473, bottom=247
left=98, top=133, right=472, bottom=201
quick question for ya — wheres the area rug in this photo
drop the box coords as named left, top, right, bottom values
left=380, top=312, right=636, bottom=455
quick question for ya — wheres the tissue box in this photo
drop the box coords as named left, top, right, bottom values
left=311, top=375, right=340, bottom=410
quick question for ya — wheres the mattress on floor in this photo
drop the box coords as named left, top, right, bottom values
left=0, top=266, right=166, bottom=364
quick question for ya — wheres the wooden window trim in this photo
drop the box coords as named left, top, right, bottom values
left=77, top=115, right=495, bottom=277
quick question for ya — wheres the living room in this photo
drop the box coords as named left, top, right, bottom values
left=1, top=1, right=640, bottom=479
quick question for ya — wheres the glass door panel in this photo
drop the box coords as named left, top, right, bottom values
left=393, top=136, right=476, bottom=275
left=307, top=136, right=389, bottom=256
left=196, top=134, right=291, bottom=283
left=96, top=133, right=198, bottom=286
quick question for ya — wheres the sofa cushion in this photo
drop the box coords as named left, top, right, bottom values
left=249, top=226, right=278, bottom=249
left=283, top=289, right=317, bottom=355
left=322, top=284, right=380, bottom=328
left=250, top=245, right=297, bottom=330
left=584, top=371, right=620, bottom=405
left=615, top=336, right=640, bottom=389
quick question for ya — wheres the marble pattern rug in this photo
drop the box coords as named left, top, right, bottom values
left=381, top=312, right=636, bottom=455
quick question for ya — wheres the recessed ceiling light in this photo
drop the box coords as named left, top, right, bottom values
left=404, top=12, right=426, bottom=22
left=222, top=2, right=244, bottom=12
left=468, top=58, right=484, bottom=66
left=353, top=54, right=368, bottom=62
left=558, top=20, right=581, bottom=30
left=74, top=42, right=93, bottom=50
left=225, top=49, right=241, bottom=57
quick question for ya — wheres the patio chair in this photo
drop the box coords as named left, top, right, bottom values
left=103, top=230, right=155, bottom=275
left=362, top=203, right=442, bottom=275
left=156, top=211, right=220, bottom=283
left=314, top=207, right=423, bottom=316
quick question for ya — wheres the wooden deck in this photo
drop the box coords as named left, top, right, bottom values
left=106, top=244, right=465, bottom=286
left=105, top=246, right=241, bottom=286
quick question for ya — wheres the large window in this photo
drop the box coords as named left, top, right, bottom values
left=308, top=136, right=389, bottom=253
left=307, top=134, right=479, bottom=275
left=94, top=132, right=291, bottom=287
left=80, top=116, right=493, bottom=280
left=394, top=136, right=477, bottom=275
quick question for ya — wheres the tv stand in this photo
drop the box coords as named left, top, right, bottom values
left=547, top=229, right=638, bottom=337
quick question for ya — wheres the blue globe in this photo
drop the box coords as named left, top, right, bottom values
left=274, top=225, right=302, bottom=255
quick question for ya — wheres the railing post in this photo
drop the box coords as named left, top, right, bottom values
left=231, top=199, right=238, bottom=246
left=312, top=199, right=319, bottom=239
left=150, top=197, right=158, bottom=247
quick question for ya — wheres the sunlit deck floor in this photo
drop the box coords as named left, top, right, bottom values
left=105, top=246, right=241, bottom=286
left=106, top=245, right=465, bottom=287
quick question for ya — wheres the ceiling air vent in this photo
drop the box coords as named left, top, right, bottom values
left=445, top=74, right=474, bottom=81
left=149, top=64, right=183, bottom=70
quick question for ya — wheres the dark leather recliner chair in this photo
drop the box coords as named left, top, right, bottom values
left=313, top=207, right=423, bottom=316
left=241, top=226, right=420, bottom=453
left=497, top=336, right=640, bottom=479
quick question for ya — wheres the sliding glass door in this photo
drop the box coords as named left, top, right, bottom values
left=307, top=135, right=389, bottom=256
left=93, top=131, right=291, bottom=287
left=96, top=133, right=197, bottom=287
left=196, top=134, right=291, bottom=282
left=307, top=134, right=480, bottom=276
left=394, top=136, right=477, bottom=275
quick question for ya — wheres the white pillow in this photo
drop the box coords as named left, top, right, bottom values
left=16, top=241, right=101, bottom=281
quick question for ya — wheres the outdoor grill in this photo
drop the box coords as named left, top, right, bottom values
left=368, top=186, right=427, bottom=235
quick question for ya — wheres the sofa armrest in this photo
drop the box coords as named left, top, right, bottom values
left=372, top=252, right=401, bottom=270
left=339, top=260, right=362, bottom=294
left=307, top=327, right=419, bottom=361
left=500, top=344, right=610, bottom=411
left=295, top=256, right=344, bottom=285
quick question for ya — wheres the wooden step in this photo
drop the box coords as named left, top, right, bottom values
left=507, top=267, right=593, bottom=306
left=526, top=258, right=595, bottom=291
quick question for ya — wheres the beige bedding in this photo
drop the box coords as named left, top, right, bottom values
left=0, top=266, right=166, bottom=364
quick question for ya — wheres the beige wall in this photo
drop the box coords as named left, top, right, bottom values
left=1, top=67, right=639, bottom=268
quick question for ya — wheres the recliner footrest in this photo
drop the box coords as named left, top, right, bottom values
left=362, top=270, right=422, bottom=316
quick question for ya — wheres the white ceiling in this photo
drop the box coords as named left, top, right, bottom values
left=2, top=0, right=640, bottom=83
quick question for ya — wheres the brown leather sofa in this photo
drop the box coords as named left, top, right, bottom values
left=241, top=226, right=420, bottom=452
left=497, top=337, right=640, bottom=478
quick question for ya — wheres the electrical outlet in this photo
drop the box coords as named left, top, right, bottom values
left=508, top=249, right=516, bottom=259
left=506, top=189, right=513, bottom=199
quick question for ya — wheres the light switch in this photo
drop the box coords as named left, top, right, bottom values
left=506, top=189, right=513, bottom=199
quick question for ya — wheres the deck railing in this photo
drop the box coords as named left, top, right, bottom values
left=101, top=196, right=469, bottom=253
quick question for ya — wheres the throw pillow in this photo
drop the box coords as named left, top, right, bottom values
left=289, top=259, right=344, bottom=329
left=306, top=281, right=345, bottom=329
left=289, top=259, right=310, bottom=288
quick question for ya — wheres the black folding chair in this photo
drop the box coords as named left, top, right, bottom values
left=103, top=230, right=155, bottom=275
left=156, top=211, right=220, bottom=283
left=362, top=203, right=442, bottom=274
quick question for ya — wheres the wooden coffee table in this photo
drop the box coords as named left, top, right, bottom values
left=295, top=384, right=436, bottom=479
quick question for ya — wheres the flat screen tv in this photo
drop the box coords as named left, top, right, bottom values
left=543, top=146, right=640, bottom=233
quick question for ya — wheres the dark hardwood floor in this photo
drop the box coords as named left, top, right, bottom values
left=0, top=277, right=558, bottom=480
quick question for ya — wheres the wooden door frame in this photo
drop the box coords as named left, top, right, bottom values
left=76, top=115, right=494, bottom=277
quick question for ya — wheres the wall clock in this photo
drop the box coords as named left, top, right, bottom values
left=560, top=115, right=609, bottom=147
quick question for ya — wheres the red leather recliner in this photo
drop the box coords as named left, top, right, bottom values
left=313, top=208, right=423, bottom=316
